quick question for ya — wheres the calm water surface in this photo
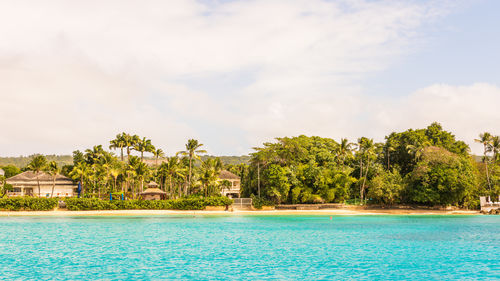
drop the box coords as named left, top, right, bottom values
left=0, top=215, right=499, bottom=280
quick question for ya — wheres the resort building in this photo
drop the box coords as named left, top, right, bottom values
left=480, top=196, right=500, bottom=212
left=6, top=171, right=77, bottom=197
left=218, top=170, right=241, bottom=198
left=140, top=181, right=167, bottom=200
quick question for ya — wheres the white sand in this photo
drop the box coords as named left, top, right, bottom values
left=0, top=209, right=480, bottom=217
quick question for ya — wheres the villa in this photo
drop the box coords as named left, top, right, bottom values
left=219, top=170, right=241, bottom=198
left=6, top=171, right=77, bottom=197
left=480, top=196, right=500, bottom=212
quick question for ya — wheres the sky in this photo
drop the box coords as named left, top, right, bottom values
left=0, top=0, right=499, bottom=157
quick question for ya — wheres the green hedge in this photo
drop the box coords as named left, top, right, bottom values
left=64, top=196, right=233, bottom=211
left=0, top=197, right=58, bottom=211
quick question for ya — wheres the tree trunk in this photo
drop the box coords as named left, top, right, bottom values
left=120, top=148, right=124, bottom=162
left=484, top=145, right=492, bottom=191
left=257, top=163, right=261, bottom=198
left=188, top=157, right=192, bottom=189
left=37, top=176, right=41, bottom=197
left=169, top=176, right=173, bottom=198
left=51, top=175, right=56, bottom=198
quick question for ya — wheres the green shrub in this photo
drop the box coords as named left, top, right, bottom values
left=0, top=197, right=58, bottom=211
left=63, top=196, right=232, bottom=211
left=251, top=194, right=275, bottom=209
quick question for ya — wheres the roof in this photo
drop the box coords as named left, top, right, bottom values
left=219, top=170, right=240, bottom=180
left=140, top=188, right=167, bottom=195
left=6, top=171, right=74, bottom=183
left=147, top=181, right=159, bottom=187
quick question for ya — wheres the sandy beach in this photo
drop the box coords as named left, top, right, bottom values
left=0, top=208, right=480, bottom=217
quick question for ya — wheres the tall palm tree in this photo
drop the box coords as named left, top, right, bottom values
left=153, top=148, right=165, bottom=166
left=159, top=156, right=185, bottom=198
left=47, top=161, right=60, bottom=198
left=134, top=137, right=155, bottom=161
left=109, top=133, right=126, bottom=161
left=338, top=138, right=353, bottom=169
left=491, top=135, right=500, bottom=164
left=109, top=164, right=122, bottom=193
left=70, top=162, right=90, bottom=197
left=475, top=132, right=493, bottom=191
left=356, top=138, right=376, bottom=202
left=27, top=155, right=48, bottom=197
left=123, top=134, right=140, bottom=160
left=177, top=139, right=206, bottom=191
left=200, top=158, right=222, bottom=197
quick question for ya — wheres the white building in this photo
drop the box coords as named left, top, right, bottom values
left=0, top=168, right=4, bottom=177
left=6, top=171, right=77, bottom=197
left=218, top=170, right=241, bottom=198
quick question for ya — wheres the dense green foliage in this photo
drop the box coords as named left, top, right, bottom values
left=241, top=123, right=497, bottom=209
left=64, top=196, right=233, bottom=211
left=0, top=197, right=58, bottom=211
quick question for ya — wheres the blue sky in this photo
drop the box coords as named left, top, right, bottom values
left=0, top=0, right=499, bottom=156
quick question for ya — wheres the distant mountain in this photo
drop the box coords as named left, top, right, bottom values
left=0, top=155, right=73, bottom=168
left=1, top=154, right=250, bottom=168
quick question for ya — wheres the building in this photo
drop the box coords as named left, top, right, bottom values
left=6, top=171, right=77, bottom=197
left=480, top=196, right=500, bottom=212
left=0, top=168, right=4, bottom=177
left=219, top=170, right=241, bottom=198
left=140, top=181, right=167, bottom=200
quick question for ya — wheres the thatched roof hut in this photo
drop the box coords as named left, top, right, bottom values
left=140, top=182, right=167, bottom=200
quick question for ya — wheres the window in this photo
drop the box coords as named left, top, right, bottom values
left=13, top=188, right=21, bottom=193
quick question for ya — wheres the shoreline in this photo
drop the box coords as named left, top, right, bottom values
left=0, top=209, right=480, bottom=217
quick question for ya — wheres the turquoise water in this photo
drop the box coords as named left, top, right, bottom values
left=0, top=215, right=499, bottom=280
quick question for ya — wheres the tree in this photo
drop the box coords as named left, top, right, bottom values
left=338, top=138, right=353, bottom=169
left=159, top=156, right=185, bottom=198
left=475, top=132, right=493, bottom=191
left=124, top=134, right=140, bottom=160
left=177, top=139, right=206, bottom=191
left=109, top=133, right=126, bottom=161
left=406, top=146, right=477, bottom=206
left=27, top=155, right=48, bottom=197
left=200, top=158, right=222, bottom=196
left=47, top=161, right=60, bottom=198
left=153, top=148, right=165, bottom=166
left=134, top=137, right=155, bottom=161
left=69, top=162, right=90, bottom=197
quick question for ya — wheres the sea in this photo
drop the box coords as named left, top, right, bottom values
left=0, top=215, right=498, bottom=280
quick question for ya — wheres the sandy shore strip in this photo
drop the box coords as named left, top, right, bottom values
left=0, top=209, right=480, bottom=217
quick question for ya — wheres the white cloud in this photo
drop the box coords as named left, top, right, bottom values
left=2, top=0, right=488, bottom=157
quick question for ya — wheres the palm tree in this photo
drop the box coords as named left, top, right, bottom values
left=109, top=133, right=126, bottom=161
left=109, top=164, right=122, bottom=193
left=134, top=137, right=155, bottom=161
left=338, top=138, right=353, bottom=169
left=491, top=135, right=500, bottom=164
left=200, top=158, right=222, bottom=196
left=177, top=139, right=206, bottom=191
left=47, top=161, right=60, bottom=198
left=27, top=155, right=48, bottom=197
left=153, top=148, right=165, bottom=166
left=384, top=139, right=397, bottom=170
left=475, top=132, right=493, bottom=191
left=123, top=134, right=140, bottom=160
left=356, top=138, right=376, bottom=202
left=159, top=156, right=185, bottom=198
left=134, top=161, right=150, bottom=194
left=69, top=162, right=90, bottom=197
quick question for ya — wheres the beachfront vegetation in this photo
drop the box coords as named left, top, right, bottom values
left=241, top=123, right=499, bottom=209
left=64, top=196, right=232, bottom=211
left=0, top=197, right=58, bottom=211
left=1, top=123, right=499, bottom=209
